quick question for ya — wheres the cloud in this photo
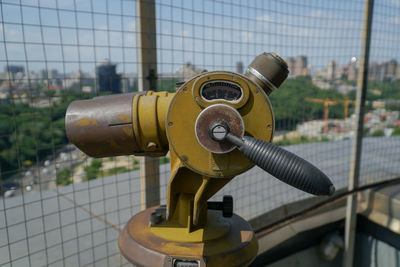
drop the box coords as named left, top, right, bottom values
left=256, top=14, right=272, bottom=22
left=308, top=9, right=325, bottom=18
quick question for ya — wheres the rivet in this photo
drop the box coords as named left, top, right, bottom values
left=168, top=122, right=173, bottom=126
left=267, top=124, right=272, bottom=130
left=146, top=142, right=157, bottom=149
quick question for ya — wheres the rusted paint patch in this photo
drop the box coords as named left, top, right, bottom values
left=73, top=118, right=98, bottom=127
left=122, top=127, right=134, bottom=137
left=118, top=114, right=131, bottom=123
left=240, top=230, right=253, bottom=243
left=109, top=139, right=121, bottom=149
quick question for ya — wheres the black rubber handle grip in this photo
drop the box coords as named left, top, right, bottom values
left=226, top=133, right=335, bottom=196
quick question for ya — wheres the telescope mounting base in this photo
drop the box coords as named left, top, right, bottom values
left=118, top=206, right=258, bottom=267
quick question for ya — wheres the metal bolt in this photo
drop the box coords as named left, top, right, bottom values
left=150, top=211, right=162, bottom=225
left=146, top=142, right=157, bottom=149
left=211, top=125, right=227, bottom=141
left=168, top=121, right=173, bottom=126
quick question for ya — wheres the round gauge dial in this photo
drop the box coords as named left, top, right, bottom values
left=200, top=80, right=243, bottom=101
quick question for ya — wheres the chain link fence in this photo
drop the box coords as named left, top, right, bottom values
left=0, top=0, right=399, bottom=266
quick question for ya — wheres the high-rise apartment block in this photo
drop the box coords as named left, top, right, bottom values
left=327, top=61, right=336, bottom=80
left=96, top=60, right=121, bottom=94
left=295, top=56, right=309, bottom=76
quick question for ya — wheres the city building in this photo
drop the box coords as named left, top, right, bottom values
left=387, top=59, right=397, bottom=79
left=378, top=61, right=388, bottom=81
left=295, top=55, right=309, bottom=76
left=336, top=65, right=347, bottom=80
left=347, top=64, right=358, bottom=81
left=62, top=70, right=94, bottom=91
left=236, top=61, right=243, bottom=74
left=4, top=65, right=24, bottom=74
left=174, top=62, right=204, bottom=80
left=286, top=57, right=295, bottom=77
left=327, top=60, right=336, bottom=80
left=96, top=60, right=121, bottom=94
left=369, top=62, right=380, bottom=81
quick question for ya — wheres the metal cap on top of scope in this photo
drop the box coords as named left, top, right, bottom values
left=245, top=52, right=289, bottom=95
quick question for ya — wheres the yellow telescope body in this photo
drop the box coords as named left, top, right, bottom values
left=66, top=52, right=334, bottom=266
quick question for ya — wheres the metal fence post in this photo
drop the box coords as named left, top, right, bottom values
left=343, top=0, right=374, bottom=265
left=136, top=0, right=160, bottom=210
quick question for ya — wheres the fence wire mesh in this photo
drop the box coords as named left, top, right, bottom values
left=0, top=0, right=399, bottom=266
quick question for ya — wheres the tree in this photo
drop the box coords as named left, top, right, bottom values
left=83, top=159, right=102, bottom=181
left=392, top=127, right=400, bottom=136
left=56, top=168, right=72, bottom=186
left=372, top=129, right=384, bottom=137
left=269, top=76, right=347, bottom=130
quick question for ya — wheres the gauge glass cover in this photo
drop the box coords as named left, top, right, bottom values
left=200, top=80, right=243, bottom=101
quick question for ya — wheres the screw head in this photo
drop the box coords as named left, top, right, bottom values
left=209, top=121, right=230, bottom=142
left=211, top=125, right=227, bottom=141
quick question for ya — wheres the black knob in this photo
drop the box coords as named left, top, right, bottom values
left=208, top=195, right=233, bottom=218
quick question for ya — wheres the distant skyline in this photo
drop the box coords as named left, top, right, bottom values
left=0, top=0, right=399, bottom=75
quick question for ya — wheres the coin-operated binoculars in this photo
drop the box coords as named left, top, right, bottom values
left=66, top=52, right=335, bottom=267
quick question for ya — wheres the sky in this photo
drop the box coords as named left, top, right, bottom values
left=0, top=0, right=399, bottom=75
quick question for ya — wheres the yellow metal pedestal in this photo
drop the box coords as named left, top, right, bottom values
left=118, top=206, right=258, bottom=267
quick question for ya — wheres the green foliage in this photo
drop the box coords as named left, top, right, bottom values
left=159, top=157, right=170, bottom=165
left=83, top=159, right=103, bottom=181
left=56, top=168, right=72, bottom=186
left=363, top=127, right=370, bottom=137
left=366, top=81, right=400, bottom=102
left=0, top=90, right=93, bottom=180
left=372, top=129, right=384, bottom=137
left=158, top=78, right=180, bottom=92
left=91, top=159, right=102, bottom=169
left=387, top=104, right=400, bottom=111
left=44, top=90, right=56, bottom=98
left=270, top=77, right=348, bottom=131
left=391, top=127, right=400, bottom=136
left=106, top=166, right=129, bottom=176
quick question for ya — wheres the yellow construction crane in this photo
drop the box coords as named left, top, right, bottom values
left=305, top=98, right=356, bottom=134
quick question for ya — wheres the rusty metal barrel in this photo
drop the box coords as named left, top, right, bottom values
left=66, top=93, right=143, bottom=157
left=66, top=91, right=174, bottom=158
